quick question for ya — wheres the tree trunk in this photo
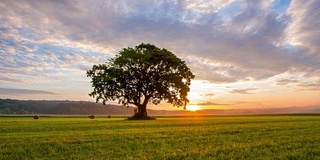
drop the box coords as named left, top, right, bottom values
left=138, top=104, right=148, bottom=119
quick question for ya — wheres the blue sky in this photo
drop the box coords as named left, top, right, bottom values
left=0, top=0, right=320, bottom=110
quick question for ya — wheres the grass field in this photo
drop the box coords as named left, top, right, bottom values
left=0, top=115, right=319, bottom=159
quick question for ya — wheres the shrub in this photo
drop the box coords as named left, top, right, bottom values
left=88, top=115, right=95, bottom=119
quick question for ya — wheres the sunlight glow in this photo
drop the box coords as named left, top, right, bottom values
left=186, top=105, right=200, bottom=111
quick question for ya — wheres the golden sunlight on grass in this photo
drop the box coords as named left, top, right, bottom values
left=186, top=105, right=201, bottom=111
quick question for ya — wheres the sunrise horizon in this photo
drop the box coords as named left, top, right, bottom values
left=1, top=96, right=319, bottom=113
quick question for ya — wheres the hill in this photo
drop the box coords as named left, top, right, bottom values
left=0, top=99, right=135, bottom=115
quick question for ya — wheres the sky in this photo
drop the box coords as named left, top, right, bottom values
left=0, top=0, right=320, bottom=111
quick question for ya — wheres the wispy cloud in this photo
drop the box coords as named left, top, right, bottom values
left=276, top=78, right=300, bottom=86
left=297, top=82, right=320, bottom=91
left=0, top=88, right=59, bottom=96
left=230, top=88, right=257, bottom=94
left=200, top=93, right=215, bottom=97
left=0, top=76, right=28, bottom=84
left=276, top=78, right=320, bottom=91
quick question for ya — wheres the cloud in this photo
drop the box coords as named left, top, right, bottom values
left=287, top=1, right=320, bottom=55
left=200, top=93, right=215, bottom=97
left=297, top=81, right=320, bottom=91
left=276, top=78, right=300, bottom=86
left=0, top=0, right=320, bottom=104
left=1, top=0, right=320, bottom=85
left=0, top=76, right=28, bottom=84
left=276, top=78, right=320, bottom=91
left=0, top=88, right=59, bottom=96
left=230, top=88, right=257, bottom=94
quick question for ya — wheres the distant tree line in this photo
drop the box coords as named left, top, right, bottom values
left=0, top=99, right=135, bottom=115
left=3, top=99, right=316, bottom=115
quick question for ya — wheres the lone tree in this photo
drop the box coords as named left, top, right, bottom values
left=87, top=43, right=195, bottom=119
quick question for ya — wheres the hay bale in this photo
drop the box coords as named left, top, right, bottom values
left=88, top=115, right=95, bottom=119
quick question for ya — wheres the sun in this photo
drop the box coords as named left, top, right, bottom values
left=186, top=105, right=200, bottom=111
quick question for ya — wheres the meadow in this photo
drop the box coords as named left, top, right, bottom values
left=0, top=115, right=319, bottom=159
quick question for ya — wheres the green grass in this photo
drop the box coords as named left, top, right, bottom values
left=0, top=115, right=319, bottom=159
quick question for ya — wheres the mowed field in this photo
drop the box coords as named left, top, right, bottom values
left=0, top=115, right=319, bottom=159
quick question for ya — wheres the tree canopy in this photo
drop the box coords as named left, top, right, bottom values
left=87, top=43, right=195, bottom=119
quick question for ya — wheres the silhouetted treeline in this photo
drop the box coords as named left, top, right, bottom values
left=0, top=99, right=135, bottom=115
